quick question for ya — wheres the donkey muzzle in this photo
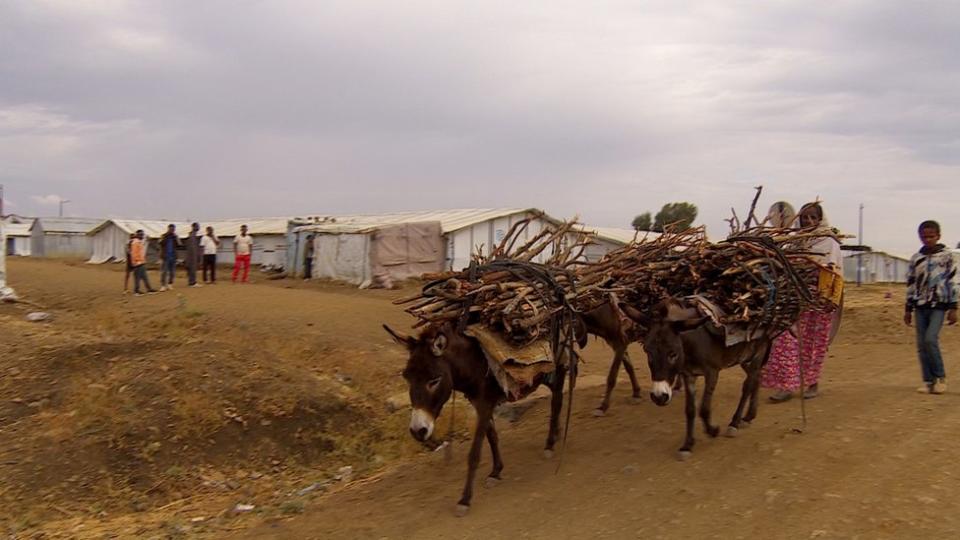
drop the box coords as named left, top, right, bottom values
left=409, top=408, right=435, bottom=442
left=650, top=380, right=673, bottom=406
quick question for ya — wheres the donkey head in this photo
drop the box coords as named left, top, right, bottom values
left=620, top=298, right=706, bottom=406
left=383, top=323, right=470, bottom=443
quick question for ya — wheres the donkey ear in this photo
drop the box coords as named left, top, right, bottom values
left=431, top=333, right=448, bottom=357
left=619, top=303, right=652, bottom=329
left=383, top=324, right=415, bottom=347
left=670, top=317, right=707, bottom=333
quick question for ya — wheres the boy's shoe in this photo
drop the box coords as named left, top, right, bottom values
left=917, top=383, right=932, bottom=394
left=168, top=284, right=174, bottom=290
left=932, top=378, right=947, bottom=394
left=134, top=292, right=144, bottom=297
left=769, top=391, right=793, bottom=403
left=159, top=286, right=168, bottom=292
left=803, top=384, right=819, bottom=399
left=190, top=283, right=203, bottom=288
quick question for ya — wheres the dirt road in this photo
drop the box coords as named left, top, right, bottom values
left=2, top=259, right=959, bottom=539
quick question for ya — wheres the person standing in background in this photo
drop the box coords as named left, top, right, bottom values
left=123, top=232, right=136, bottom=294
left=232, top=224, right=254, bottom=283
left=185, top=222, right=202, bottom=288
left=130, top=229, right=157, bottom=296
left=159, top=224, right=181, bottom=292
left=201, top=226, right=220, bottom=284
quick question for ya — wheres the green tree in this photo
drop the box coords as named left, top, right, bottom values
left=631, top=212, right=653, bottom=231
left=653, top=202, right=698, bottom=232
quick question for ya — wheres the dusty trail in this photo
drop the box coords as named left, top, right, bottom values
left=2, top=259, right=958, bottom=539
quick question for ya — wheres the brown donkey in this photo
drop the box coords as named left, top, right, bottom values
left=623, top=299, right=773, bottom=460
left=384, top=323, right=570, bottom=517
left=581, top=302, right=644, bottom=416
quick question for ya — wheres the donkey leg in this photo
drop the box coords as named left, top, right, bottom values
left=743, top=364, right=763, bottom=424
left=456, top=405, right=493, bottom=516
left=699, top=370, right=720, bottom=438
left=726, top=367, right=754, bottom=437
left=484, top=422, right=503, bottom=487
left=544, top=366, right=567, bottom=458
left=621, top=351, right=643, bottom=400
left=678, top=374, right=697, bottom=460
left=594, top=353, right=622, bottom=416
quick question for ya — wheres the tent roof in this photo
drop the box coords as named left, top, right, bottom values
left=295, top=220, right=443, bottom=235
left=843, top=250, right=910, bottom=262
left=30, top=217, right=102, bottom=234
left=3, top=223, right=32, bottom=237
left=89, top=218, right=291, bottom=238
left=293, top=208, right=551, bottom=234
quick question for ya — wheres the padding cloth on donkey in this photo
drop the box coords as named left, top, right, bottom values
left=463, top=324, right=556, bottom=402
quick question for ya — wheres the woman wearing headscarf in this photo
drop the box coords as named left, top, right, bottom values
left=763, top=201, right=843, bottom=402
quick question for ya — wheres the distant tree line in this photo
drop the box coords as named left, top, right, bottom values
left=631, top=202, right=698, bottom=232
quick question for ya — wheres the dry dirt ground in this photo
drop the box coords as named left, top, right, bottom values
left=2, top=258, right=960, bottom=539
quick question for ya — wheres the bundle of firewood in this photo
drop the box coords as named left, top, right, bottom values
left=574, top=213, right=842, bottom=334
left=393, top=218, right=594, bottom=344
left=396, top=188, right=843, bottom=342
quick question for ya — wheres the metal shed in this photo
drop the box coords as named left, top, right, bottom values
left=287, top=208, right=566, bottom=277
left=4, top=222, right=33, bottom=256
left=29, top=217, right=101, bottom=258
left=843, top=251, right=911, bottom=284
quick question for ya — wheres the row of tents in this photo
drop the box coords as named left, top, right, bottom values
left=2, top=209, right=645, bottom=287
left=4, top=210, right=922, bottom=286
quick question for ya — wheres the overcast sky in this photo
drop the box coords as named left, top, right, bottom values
left=2, top=1, right=958, bottom=256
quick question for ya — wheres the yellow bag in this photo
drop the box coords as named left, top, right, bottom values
left=818, top=267, right=844, bottom=306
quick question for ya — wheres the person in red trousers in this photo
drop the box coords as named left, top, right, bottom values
left=232, top=224, right=254, bottom=283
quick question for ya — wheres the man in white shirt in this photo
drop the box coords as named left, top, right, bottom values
left=232, top=224, right=254, bottom=283
left=201, top=226, right=220, bottom=284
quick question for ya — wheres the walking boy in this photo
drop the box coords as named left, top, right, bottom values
left=232, top=224, right=253, bottom=283
left=905, top=220, right=958, bottom=394
left=159, top=224, right=181, bottom=291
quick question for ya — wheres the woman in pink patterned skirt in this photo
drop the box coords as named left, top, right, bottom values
left=763, top=202, right=842, bottom=402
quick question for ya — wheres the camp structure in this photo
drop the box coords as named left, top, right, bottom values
left=4, top=222, right=33, bottom=256
left=843, top=250, right=911, bottom=284
left=290, top=221, right=443, bottom=286
left=30, top=217, right=101, bottom=258
left=205, top=218, right=290, bottom=268
left=87, top=220, right=188, bottom=263
left=287, top=208, right=576, bottom=280
left=88, top=218, right=293, bottom=267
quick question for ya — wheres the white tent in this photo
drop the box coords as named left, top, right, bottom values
left=87, top=220, right=189, bottom=263
left=4, top=222, right=33, bottom=256
left=843, top=251, right=910, bottom=284
left=288, top=208, right=569, bottom=274
left=30, top=217, right=101, bottom=258
left=295, top=221, right=443, bottom=285
left=88, top=218, right=291, bottom=267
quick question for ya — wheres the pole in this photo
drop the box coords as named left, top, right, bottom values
left=856, top=203, right=864, bottom=287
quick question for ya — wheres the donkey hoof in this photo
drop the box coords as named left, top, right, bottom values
left=485, top=476, right=501, bottom=489
left=592, top=408, right=607, bottom=417
left=455, top=504, right=470, bottom=517
left=725, top=426, right=739, bottom=438
left=630, top=396, right=644, bottom=405
left=706, top=426, right=720, bottom=438
left=676, top=450, right=693, bottom=462
left=543, top=449, right=555, bottom=460
left=740, top=420, right=752, bottom=428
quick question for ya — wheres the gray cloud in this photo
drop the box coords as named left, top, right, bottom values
left=1, top=0, right=958, bottom=256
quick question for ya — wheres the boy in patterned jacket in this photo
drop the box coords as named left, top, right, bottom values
left=905, top=220, right=958, bottom=394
